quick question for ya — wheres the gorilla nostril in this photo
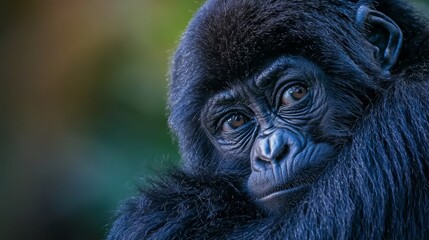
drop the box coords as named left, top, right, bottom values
left=255, top=144, right=290, bottom=165
left=274, top=145, right=290, bottom=162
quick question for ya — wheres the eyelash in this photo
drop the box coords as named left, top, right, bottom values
left=218, top=111, right=243, bottom=128
left=216, top=110, right=254, bottom=133
left=274, top=81, right=308, bottom=108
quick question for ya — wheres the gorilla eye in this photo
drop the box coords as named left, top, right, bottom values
left=282, top=85, right=308, bottom=105
left=222, top=113, right=249, bottom=131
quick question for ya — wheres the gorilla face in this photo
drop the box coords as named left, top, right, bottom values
left=170, top=1, right=403, bottom=216
left=182, top=1, right=406, bottom=214
left=202, top=56, right=334, bottom=214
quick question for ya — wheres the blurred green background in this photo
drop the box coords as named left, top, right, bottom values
left=0, top=1, right=427, bottom=239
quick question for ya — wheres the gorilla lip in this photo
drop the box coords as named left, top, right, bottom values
left=259, top=185, right=309, bottom=202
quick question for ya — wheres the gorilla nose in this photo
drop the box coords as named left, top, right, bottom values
left=251, top=130, right=291, bottom=171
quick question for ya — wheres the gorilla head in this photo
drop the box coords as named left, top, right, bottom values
left=168, top=0, right=404, bottom=214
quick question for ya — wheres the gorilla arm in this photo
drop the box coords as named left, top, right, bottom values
left=107, top=171, right=261, bottom=240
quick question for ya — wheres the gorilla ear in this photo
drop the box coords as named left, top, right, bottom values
left=356, top=6, right=403, bottom=72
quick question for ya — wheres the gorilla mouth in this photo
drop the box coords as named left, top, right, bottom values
left=259, top=184, right=309, bottom=202
left=257, top=179, right=311, bottom=202
left=255, top=182, right=311, bottom=214
left=254, top=165, right=327, bottom=212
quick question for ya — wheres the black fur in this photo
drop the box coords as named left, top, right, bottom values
left=108, top=0, right=429, bottom=239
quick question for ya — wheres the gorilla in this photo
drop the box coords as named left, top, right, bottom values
left=108, top=0, right=429, bottom=239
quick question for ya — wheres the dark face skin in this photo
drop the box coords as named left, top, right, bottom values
left=203, top=56, right=334, bottom=214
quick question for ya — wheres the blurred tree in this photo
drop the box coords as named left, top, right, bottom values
left=0, top=1, right=202, bottom=239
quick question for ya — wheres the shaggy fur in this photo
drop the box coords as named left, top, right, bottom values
left=108, top=0, right=429, bottom=239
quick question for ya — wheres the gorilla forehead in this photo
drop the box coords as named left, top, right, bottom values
left=181, top=0, right=359, bottom=81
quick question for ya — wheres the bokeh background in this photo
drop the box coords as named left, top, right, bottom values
left=0, top=0, right=427, bottom=239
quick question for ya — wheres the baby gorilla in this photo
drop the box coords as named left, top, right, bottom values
left=108, top=0, right=429, bottom=239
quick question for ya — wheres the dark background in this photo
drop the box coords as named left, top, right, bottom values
left=0, top=1, right=427, bottom=239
